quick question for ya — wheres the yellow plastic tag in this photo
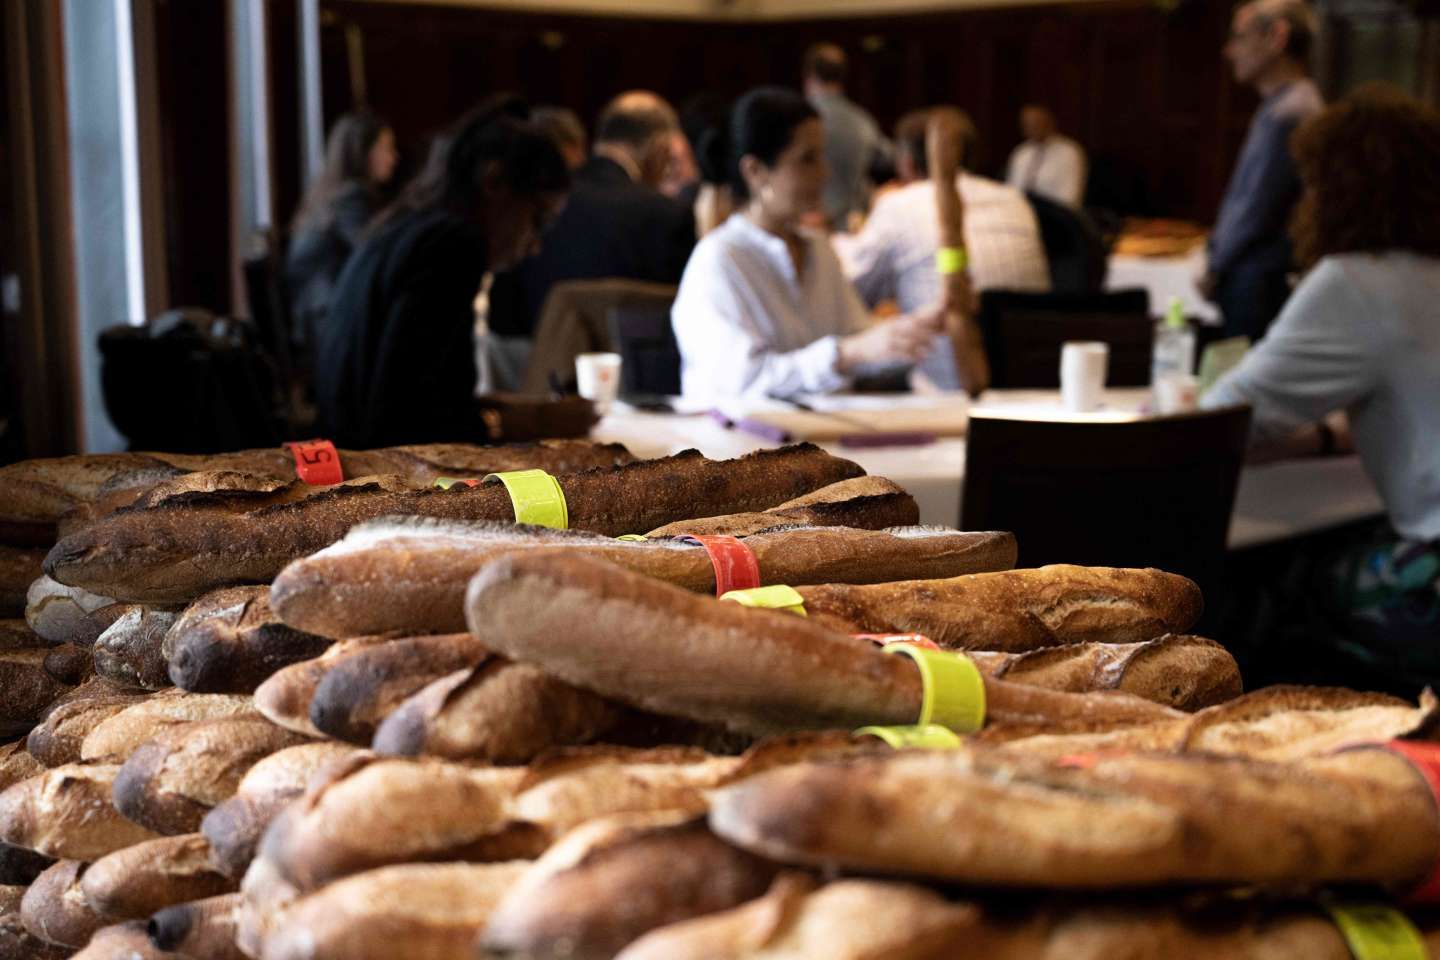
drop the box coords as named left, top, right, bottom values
left=935, top=246, right=969, bottom=275
left=855, top=724, right=964, bottom=750
left=1325, top=903, right=1428, bottom=960
left=483, top=470, right=568, bottom=530
left=884, top=643, right=986, bottom=733
left=614, top=534, right=649, bottom=542
left=720, top=584, right=806, bottom=616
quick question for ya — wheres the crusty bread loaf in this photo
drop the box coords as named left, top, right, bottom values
left=0, top=546, right=43, bottom=618
left=965, top=634, right=1241, bottom=710
left=201, top=742, right=360, bottom=879
left=45, top=445, right=864, bottom=603
left=0, top=746, right=51, bottom=886
left=0, top=882, right=69, bottom=959
left=645, top=476, right=920, bottom=537
left=0, top=619, right=40, bottom=650
left=80, top=690, right=255, bottom=762
left=20, top=859, right=108, bottom=947
left=708, top=746, right=1440, bottom=891
left=466, top=553, right=1181, bottom=737
left=258, top=861, right=530, bottom=960
left=796, top=565, right=1204, bottom=652
left=68, top=920, right=170, bottom=960
left=43, top=642, right=96, bottom=685
left=164, top=586, right=332, bottom=694
left=273, top=519, right=1015, bottom=639
left=614, top=874, right=980, bottom=960
left=81, top=833, right=236, bottom=920
left=93, top=607, right=178, bottom=690
left=26, top=682, right=149, bottom=767
left=236, top=855, right=299, bottom=960
left=371, top=660, right=626, bottom=762
left=0, top=742, right=43, bottom=795
left=307, top=633, right=489, bottom=743
left=482, top=813, right=780, bottom=960
left=0, top=647, right=71, bottom=740
left=112, top=715, right=309, bottom=835
left=0, top=763, right=161, bottom=859
left=253, top=637, right=386, bottom=737
left=260, top=754, right=536, bottom=891
left=24, top=575, right=132, bottom=645
left=147, top=891, right=246, bottom=960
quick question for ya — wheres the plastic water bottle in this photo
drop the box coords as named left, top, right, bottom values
left=1152, top=297, right=1197, bottom=413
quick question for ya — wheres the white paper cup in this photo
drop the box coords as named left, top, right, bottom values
left=1059, top=341, right=1109, bottom=413
left=575, top=352, right=622, bottom=414
left=1154, top=373, right=1200, bottom=415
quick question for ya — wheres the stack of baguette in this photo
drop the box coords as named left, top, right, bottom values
left=1, top=438, right=1435, bottom=958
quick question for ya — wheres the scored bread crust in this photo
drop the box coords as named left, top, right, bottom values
left=645, top=475, right=919, bottom=537
left=20, top=859, right=108, bottom=948
left=80, top=691, right=255, bottom=763
left=253, top=637, right=387, bottom=738
left=0, top=882, right=70, bottom=959
left=0, top=763, right=161, bottom=860
left=81, top=833, right=237, bottom=920
left=163, top=586, right=331, bottom=694
left=92, top=607, right=178, bottom=690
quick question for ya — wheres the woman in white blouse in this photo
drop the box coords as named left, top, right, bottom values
left=671, top=87, right=940, bottom=402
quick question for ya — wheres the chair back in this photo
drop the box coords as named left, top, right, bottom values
left=978, top=288, right=1153, bottom=389
left=522, top=279, right=678, bottom=394
left=607, top=301, right=681, bottom=396
left=960, top=406, right=1252, bottom=597
left=1026, top=192, right=1108, bottom=293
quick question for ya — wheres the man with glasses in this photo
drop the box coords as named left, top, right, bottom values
left=1198, top=0, right=1323, bottom=342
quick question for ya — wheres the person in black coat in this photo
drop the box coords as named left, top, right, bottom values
left=486, top=91, right=697, bottom=340
left=313, top=97, right=570, bottom=448
left=285, top=110, right=398, bottom=354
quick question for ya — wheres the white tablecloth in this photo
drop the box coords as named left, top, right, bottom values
left=592, top=389, right=1384, bottom=550
left=1107, top=249, right=1221, bottom=325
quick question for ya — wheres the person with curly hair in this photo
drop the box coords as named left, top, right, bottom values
left=1203, top=84, right=1440, bottom=676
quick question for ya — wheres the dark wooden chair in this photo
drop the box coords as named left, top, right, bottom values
left=977, top=288, right=1153, bottom=389
left=607, top=300, right=681, bottom=397
left=960, top=406, right=1252, bottom=601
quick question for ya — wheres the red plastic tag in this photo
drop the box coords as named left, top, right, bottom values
left=679, top=535, right=762, bottom=597
left=853, top=633, right=942, bottom=651
left=1378, top=740, right=1440, bottom=903
left=285, top=439, right=343, bottom=485
left=434, top=477, right=481, bottom=490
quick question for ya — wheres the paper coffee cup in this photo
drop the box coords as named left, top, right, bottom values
left=575, top=352, right=622, bottom=414
left=1059, top=341, right=1109, bottom=413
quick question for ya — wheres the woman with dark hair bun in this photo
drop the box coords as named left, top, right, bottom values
left=286, top=109, right=399, bottom=350
left=1202, top=83, right=1440, bottom=668
left=314, top=95, right=570, bottom=447
left=670, top=87, right=941, bottom=402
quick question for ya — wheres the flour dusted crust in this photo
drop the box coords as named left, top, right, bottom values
left=0, top=763, right=161, bottom=860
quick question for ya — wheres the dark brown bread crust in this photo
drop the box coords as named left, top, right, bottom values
left=45, top=445, right=864, bottom=603
left=25, top=684, right=149, bottom=767
left=0, top=547, right=43, bottom=618
left=93, top=608, right=177, bottom=690
left=272, top=519, right=1013, bottom=640
left=0, top=649, right=71, bottom=740
left=163, top=586, right=331, bottom=693
left=20, top=860, right=107, bottom=948
left=644, top=476, right=919, bottom=537
left=0, top=883, right=70, bottom=959
left=795, top=565, right=1204, bottom=653
left=43, top=643, right=95, bottom=686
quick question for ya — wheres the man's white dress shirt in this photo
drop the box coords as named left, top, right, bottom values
left=672, top=213, right=869, bottom=402
left=1006, top=135, right=1087, bottom=208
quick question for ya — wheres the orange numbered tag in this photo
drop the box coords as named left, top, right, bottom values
left=853, top=633, right=941, bottom=651
left=285, top=439, right=343, bottom=485
left=679, top=535, right=762, bottom=597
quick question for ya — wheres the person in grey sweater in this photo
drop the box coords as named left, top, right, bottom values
left=1203, top=85, right=1440, bottom=657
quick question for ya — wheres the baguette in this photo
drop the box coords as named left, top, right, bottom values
left=645, top=475, right=919, bottom=537
left=81, top=833, right=236, bottom=920
left=80, top=690, right=255, bottom=762
left=257, top=862, right=530, bottom=960
left=465, top=553, right=1182, bottom=737
left=236, top=855, right=300, bottom=960
left=0, top=883, right=69, bottom=960
left=307, top=632, right=489, bottom=743
left=795, top=565, right=1204, bottom=652
left=26, top=683, right=150, bottom=767
left=371, top=659, right=627, bottom=762
left=43, top=642, right=95, bottom=685
left=164, top=586, right=331, bottom=693
left=274, top=520, right=1015, bottom=639
left=481, top=813, right=780, bottom=960
left=201, top=742, right=361, bottom=878
left=0, top=546, right=43, bottom=617
left=0, top=619, right=39, bottom=650
left=708, top=746, right=1440, bottom=891
left=24, top=575, right=133, bottom=645
left=966, top=634, right=1241, bottom=710
left=253, top=637, right=387, bottom=737
left=93, top=607, right=178, bottom=690
left=45, top=445, right=864, bottom=603
left=147, top=891, right=246, bottom=960
left=0, top=763, right=161, bottom=859
left=0, top=647, right=70, bottom=739
left=20, top=859, right=107, bottom=948
left=112, top=715, right=309, bottom=835
left=69, top=920, right=170, bottom=960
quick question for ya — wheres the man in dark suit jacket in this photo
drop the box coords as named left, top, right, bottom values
left=487, top=91, right=697, bottom=341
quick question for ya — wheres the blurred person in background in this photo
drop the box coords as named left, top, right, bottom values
left=285, top=109, right=398, bottom=354
left=680, top=94, right=735, bottom=237
left=1199, top=0, right=1322, bottom=342
left=314, top=96, right=569, bottom=447
left=1005, top=104, right=1086, bottom=209
left=837, top=106, right=1049, bottom=390
left=532, top=106, right=588, bottom=170
left=802, top=43, right=889, bottom=230
left=671, top=87, right=939, bottom=402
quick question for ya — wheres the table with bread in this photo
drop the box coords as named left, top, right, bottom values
left=0, top=437, right=1434, bottom=960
